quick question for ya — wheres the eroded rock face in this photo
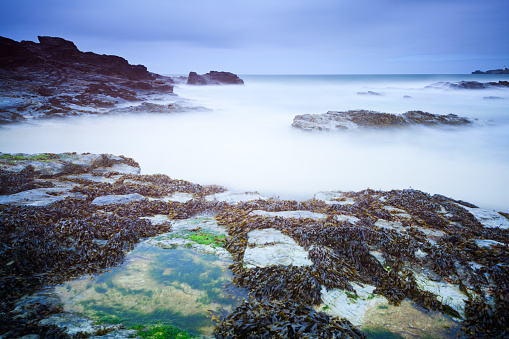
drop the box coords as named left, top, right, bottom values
left=0, top=36, right=176, bottom=123
left=187, top=71, right=244, bottom=85
left=292, top=110, right=473, bottom=131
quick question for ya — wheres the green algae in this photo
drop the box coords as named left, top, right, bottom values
left=133, top=324, right=196, bottom=339
left=0, top=153, right=59, bottom=161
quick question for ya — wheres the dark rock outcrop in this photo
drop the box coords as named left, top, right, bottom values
left=472, top=68, right=509, bottom=74
left=187, top=71, right=244, bottom=85
left=0, top=36, right=154, bottom=81
left=292, top=110, right=473, bottom=131
left=0, top=36, right=176, bottom=123
left=427, top=80, right=509, bottom=90
left=357, top=91, right=381, bottom=96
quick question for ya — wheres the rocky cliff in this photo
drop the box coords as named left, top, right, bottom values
left=0, top=36, right=177, bottom=124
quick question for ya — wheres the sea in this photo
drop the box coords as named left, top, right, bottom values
left=1, top=74, right=508, bottom=211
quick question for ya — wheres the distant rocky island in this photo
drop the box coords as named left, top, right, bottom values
left=426, top=80, right=509, bottom=90
left=472, top=68, right=509, bottom=74
left=187, top=71, right=244, bottom=85
left=0, top=36, right=243, bottom=124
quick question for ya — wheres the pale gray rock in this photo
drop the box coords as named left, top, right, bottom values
left=108, top=101, right=207, bottom=114
left=0, top=186, right=85, bottom=206
left=91, top=193, right=146, bottom=206
left=0, top=153, right=140, bottom=176
left=473, top=239, right=506, bottom=248
left=148, top=192, right=195, bottom=202
left=39, top=313, right=135, bottom=338
left=243, top=228, right=313, bottom=268
left=314, top=191, right=356, bottom=205
left=461, top=205, right=509, bottom=229
left=250, top=209, right=327, bottom=220
left=320, top=283, right=384, bottom=326
left=413, top=272, right=468, bottom=318
left=205, top=191, right=267, bottom=203
left=292, top=110, right=473, bottom=131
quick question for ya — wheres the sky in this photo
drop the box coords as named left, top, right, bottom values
left=1, top=0, right=508, bottom=74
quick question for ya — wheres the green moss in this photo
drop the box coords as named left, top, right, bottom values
left=185, top=233, right=226, bottom=248
left=0, top=153, right=59, bottom=161
left=96, top=314, right=124, bottom=325
left=345, top=290, right=359, bottom=300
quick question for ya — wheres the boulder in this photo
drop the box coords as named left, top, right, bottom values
left=91, top=193, right=147, bottom=206
left=187, top=71, right=244, bottom=85
left=243, top=228, right=314, bottom=268
left=0, top=35, right=177, bottom=122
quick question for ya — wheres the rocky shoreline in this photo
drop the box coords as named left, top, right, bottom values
left=1, top=153, right=508, bottom=338
left=0, top=36, right=243, bottom=124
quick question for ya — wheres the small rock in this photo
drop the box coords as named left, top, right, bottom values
left=91, top=193, right=146, bottom=206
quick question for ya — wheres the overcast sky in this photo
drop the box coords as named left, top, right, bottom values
left=1, top=0, right=508, bottom=74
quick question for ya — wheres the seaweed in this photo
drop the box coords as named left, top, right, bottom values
left=213, top=297, right=366, bottom=338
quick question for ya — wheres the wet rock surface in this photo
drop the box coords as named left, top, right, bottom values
left=292, top=109, right=473, bottom=131
left=1, top=153, right=508, bottom=338
left=0, top=36, right=184, bottom=123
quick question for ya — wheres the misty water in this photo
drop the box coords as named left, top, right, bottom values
left=1, top=74, right=508, bottom=210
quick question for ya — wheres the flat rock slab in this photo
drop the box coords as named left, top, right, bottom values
left=244, top=228, right=313, bottom=268
left=148, top=192, right=195, bottom=203
left=0, top=187, right=85, bottom=206
left=314, top=191, right=355, bottom=205
left=292, top=110, right=472, bottom=132
left=414, top=272, right=468, bottom=317
left=205, top=191, right=267, bottom=203
left=462, top=205, right=509, bottom=229
left=147, top=216, right=231, bottom=259
left=320, top=283, right=383, bottom=326
left=250, top=210, right=327, bottom=220
left=0, top=153, right=140, bottom=176
left=91, top=193, right=146, bottom=206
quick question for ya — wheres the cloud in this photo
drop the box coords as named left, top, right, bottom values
left=1, top=0, right=508, bottom=73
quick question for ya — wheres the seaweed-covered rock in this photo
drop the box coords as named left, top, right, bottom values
left=214, top=297, right=366, bottom=338
left=1, top=152, right=508, bottom=338
left=292, top=110, right=473, bottom=131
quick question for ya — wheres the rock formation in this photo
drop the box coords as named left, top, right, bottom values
left=186, top=70, right=244, bottom=85
left=0, top=36, right=177, bottom=123
left=292, top=110, right=473, bottom=131
left=472, top=68, right=509, bottom=74
left=427, top=80, right=509, bottom=90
